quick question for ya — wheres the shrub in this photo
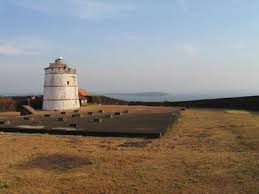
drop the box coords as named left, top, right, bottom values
left=0, top=180, right=9, bottom=189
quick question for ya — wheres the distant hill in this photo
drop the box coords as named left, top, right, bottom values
left=93, top=92, right=171, bottom=102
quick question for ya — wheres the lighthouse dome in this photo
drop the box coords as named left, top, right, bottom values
left=58, top=56, right=64, bottom=60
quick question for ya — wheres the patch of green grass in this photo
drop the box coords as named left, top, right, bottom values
left=173, top=180, right=187, bottom=190
left=0, top=181, right=9, bottom=189
left=88, top=159, right=98, bottom=165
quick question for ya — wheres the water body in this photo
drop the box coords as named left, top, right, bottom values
left=99, top=92, right=189, bottom=102
left=1, top=90, right=258, bottom=102
left=96, top=90, right=259, bottom=102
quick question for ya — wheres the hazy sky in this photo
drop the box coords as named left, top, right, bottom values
left=0, top=0, right=259, bottom=95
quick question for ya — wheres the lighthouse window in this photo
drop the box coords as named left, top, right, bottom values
left=67, top=81, right=70, bottom=85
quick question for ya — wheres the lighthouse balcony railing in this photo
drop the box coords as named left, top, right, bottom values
left=45, top=68, right=76, bottom=74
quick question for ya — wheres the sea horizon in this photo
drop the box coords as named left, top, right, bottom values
left=1, top=90, right=259, bottom=102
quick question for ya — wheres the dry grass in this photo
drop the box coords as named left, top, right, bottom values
left=0, top=107, right=258, bottom=194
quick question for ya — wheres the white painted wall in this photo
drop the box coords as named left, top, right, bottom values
left=43, top=67, right=80, bottom=111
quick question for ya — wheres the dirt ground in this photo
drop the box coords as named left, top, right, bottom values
left=0, top=107, right=258, bottom=194
left=0, top=112, right=20, bottom=118
left=80, top=105, right=175, bottom=114
left=40, top=105, right=176, bottom=116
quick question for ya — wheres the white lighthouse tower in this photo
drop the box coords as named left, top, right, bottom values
left=42, top=57, right=80, bottom=111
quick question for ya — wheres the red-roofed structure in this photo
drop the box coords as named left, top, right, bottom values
left=78, top=88, right=92, bottom=106
left=79, top=88, right=91, bottom=97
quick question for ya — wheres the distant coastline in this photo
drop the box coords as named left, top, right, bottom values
left=1, top=90, right=259, bottom=102
left=93, top=91, right=259, bottom=102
